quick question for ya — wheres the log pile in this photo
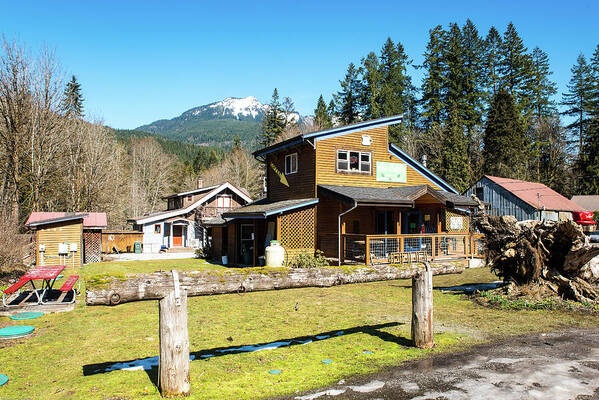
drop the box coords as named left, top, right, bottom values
left=476, top=214, right=599, bottom=303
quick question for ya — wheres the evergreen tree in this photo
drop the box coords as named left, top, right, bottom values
left=561, top=54, right=594, bottom=152
left=334, top=63, right=363, bottom=124
left=379, top=38, right=415, bottom=118
left=576, top=116, right=599, bottom=194
left=526, top=47, right=557, bottom=120
left=498, top=23, right=532, bottom=112
left=439, top=108, right=470, bottom=192
left=281, top=96, right=298, bottom=131
left=314, top=95, right=333, bottom=129
left=483, top=26, right=502, bottom=100
left=327, top=100, right=336, bottom=124
left=260, top=88, right=286, bottom=147
left=61, top=75, right=84, bottom=117
left=460, top=19, right=485, bottom=134
left=360, top=51, right=383, bottom=119
left=482, top=89, right=528, bottom=179
left=535, top=117, right=570, bottom=192
left=589, top=44, right=599, bottom=117
left=420, top=25, right=446, bottom=128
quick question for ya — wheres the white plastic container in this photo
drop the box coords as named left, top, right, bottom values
left=265, top=241, right=285, bottom=268
left=222, top=255, right=228, bottom=265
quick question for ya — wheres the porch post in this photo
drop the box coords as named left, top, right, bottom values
left=365, top=236, right=371, bottom=266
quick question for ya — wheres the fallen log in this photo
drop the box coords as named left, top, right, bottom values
left=85, top=263, right=465, bottom=306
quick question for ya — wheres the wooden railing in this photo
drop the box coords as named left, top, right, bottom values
left=340, top=233, right=485, bottom=265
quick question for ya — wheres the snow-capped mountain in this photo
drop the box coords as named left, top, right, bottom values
left=181, top=96, right=301, bottom=123
left=136, top=96, right=305, bottom=146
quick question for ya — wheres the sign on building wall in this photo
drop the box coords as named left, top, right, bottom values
left=376, top=162, right=407, bottom=183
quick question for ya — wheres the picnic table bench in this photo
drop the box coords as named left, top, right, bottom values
left=2, top=266, right=79, bottom=307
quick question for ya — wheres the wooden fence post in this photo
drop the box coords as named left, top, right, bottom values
left=411, top=262, right=434, bottom=349
left=159, top=271, right=190, bottom=397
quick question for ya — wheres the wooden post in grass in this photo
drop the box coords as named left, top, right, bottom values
left=411, top=262, right=434, bottom=349
left=158, top=271, right=190, bottom=397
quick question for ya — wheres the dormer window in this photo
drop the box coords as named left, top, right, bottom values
left=337, top=150, right=371, bottom=174
left=285, top=153, right=298, bottom=175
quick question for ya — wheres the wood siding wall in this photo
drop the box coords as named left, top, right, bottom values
left=35, top=220, right=83, bottom=267
left=464, top=177, right=538, bottom=221
left=266, top=143, right=316, bottom=201
left=315, top=126, right=441, bottom=189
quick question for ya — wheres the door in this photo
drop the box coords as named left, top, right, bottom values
left=240, top=224, right=254, bottom=265
left=173, top=225, right=183, bottom=247
left=403, top=211, right=422, bottom=252
left=374, top=211, right=396, bottom=259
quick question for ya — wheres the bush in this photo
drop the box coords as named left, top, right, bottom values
left=195, top=242, right=213, bottom=260
left=287, top=250, right=329, bottom=269
left=0, top=221, right=29, bottom=280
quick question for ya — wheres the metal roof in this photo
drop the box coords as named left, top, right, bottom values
left=571, top=195, right=599, bottom=212
left=222, top=198, right=319, bottom=219
left=318, top=184, right=477, bottom=207
left=484, top=175, right=586, bottom=212
left=253, top=115, right=404, bottom=158
left=26, top=212, right=107, bottom=229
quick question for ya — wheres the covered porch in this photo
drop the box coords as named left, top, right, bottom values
left=316, top=184, right=483, bottom=265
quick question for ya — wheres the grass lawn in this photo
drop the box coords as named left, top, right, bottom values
left=0, top=260, right=598, bottom=399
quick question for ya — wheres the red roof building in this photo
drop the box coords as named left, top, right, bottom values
left=465, top=175, right=586, bottom=221
left=26, top=212, right=107, bottom=229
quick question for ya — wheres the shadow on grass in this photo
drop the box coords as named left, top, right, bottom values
left=389, top=282, right=503, bottom=294
left=435, top=281, right=503, bottom=294
left=82, top=322, right=407, bottom=385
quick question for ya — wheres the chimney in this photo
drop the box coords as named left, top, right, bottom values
left=197, top=176, right=203, bottom=189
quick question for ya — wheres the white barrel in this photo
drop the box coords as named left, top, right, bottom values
left=265, top=241, right=285, bottom=267
left=222, top=255, right=228, bottom=265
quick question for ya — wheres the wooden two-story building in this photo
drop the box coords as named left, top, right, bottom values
left=220, top=115, right=480, bottom=266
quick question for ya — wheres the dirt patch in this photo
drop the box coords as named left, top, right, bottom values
left=284, top=328, right=599, bottom=400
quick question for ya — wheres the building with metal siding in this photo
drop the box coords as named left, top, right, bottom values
left=464, top=176, right=585, bottom=221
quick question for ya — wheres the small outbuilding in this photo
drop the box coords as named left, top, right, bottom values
left=464, top=175, right=586, bottom=221
left=26, top=212, right=108, bottom=266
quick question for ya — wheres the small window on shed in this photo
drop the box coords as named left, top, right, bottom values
left=187, top=195, right=192, bottom=201
left=285, top=153, right=298, bottom=175
left=154, top=224, right=161, bottom=234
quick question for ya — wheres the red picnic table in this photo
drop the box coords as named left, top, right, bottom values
left=2, top=265, right=69, bottom=307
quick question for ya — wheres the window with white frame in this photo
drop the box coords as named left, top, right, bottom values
left=216, top=194, right=232, bottom=209
left=337, top=150, right=371, bottom=173
left=285, top=153, right=298, bottom=175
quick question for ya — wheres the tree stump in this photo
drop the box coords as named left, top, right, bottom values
left=159, top=288, right=190, bottom=397
left=411, top=263, right=434, bottom=349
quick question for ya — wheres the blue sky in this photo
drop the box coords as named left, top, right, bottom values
left=3, top=0, right=598, bottom=129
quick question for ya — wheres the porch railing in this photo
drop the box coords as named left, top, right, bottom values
left=339, top=233, right=485, bottom=265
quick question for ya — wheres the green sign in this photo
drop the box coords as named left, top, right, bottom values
left=376, top=162, right=407, bottom=183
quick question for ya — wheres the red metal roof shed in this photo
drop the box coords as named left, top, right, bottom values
left=485, top=176, right=586, bottom=213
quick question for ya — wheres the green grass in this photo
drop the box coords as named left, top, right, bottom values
left=0, top=263, right=598, bottom=399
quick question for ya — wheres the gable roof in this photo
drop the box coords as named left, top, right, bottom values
left=253, top=115, right=404, bottom=159
left=571, top=195, right=599, bottom=212
left=26, top=212, right=107, bottom=229
left=318, top=185, right=476, bottom=208
left=483, top=175, right=585, bottom=212
left=129, top=182, right=253, bottom=224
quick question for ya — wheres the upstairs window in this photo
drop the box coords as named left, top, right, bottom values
left=337, top=150, right=371, bottom=174
left=216, top=194, right=232, bottom=209
left=187, top=195, right=192, bottom=202
left=285, top=153, right=298, bottom=175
